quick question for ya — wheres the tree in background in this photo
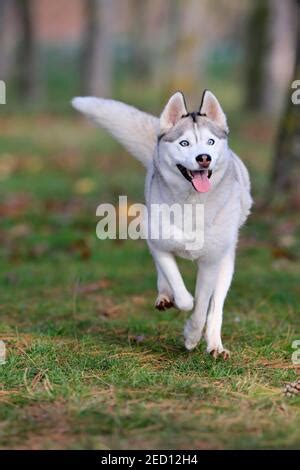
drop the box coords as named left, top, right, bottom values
left=0, top=0, right=14, bottom=82
left=81, top=0, right=114, bottom=97
left=244, top=0, right=296, bottom=114
left=244, top=0, right=270, bottom=112
left=264, top=0, right=297, bottom=114
left=167, top=0, right=203, bottom=99
left=15, top=0, right=40, bottom=103
left=270, top=0, right=300, bottom=208
left=130, top=0, right=149, bottom=79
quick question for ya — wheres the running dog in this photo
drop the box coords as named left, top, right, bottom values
left=72, top=90, right=252, bottom=358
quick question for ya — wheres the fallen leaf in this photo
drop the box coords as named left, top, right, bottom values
left=74, top=178, right=96, bottom=194
left=78, top=279, right=112, bottom=294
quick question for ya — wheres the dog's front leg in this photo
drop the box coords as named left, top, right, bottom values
left=184, top=260, right=219, bottom=351
left=150, top=247, right=194, bottom=311
left=184, top=253, right=234, bottom=357
left=205, top=251, right=234, bottom=358
left=154, top=264, right=175, bottom=310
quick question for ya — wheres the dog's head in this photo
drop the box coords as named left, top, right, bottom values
left=158, top=90, right=229, bottom=193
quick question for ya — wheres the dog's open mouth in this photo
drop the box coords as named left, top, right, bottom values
left=177, top=164, right=212, bottom=193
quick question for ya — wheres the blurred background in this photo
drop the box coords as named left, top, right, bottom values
left=0, top=0, right=298, bottom=113
left=0, top=0, right=299, bottom=203
left=0, top=0, right=299, bottom=450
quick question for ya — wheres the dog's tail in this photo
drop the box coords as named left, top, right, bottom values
left=72, top=97, right=159, bottom=168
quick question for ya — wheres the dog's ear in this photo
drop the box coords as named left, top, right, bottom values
left=199, top=90, right=228, bottom=133
left=160, top=92, right=187, bottom=132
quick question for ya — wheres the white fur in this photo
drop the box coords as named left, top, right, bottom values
left=200, top=90, right=228, bottom=133
left=72, top=91, right=252, bottom=357
left=160, top=91, right=187, bottom=132
left=72, top=97, right=159, bottom=168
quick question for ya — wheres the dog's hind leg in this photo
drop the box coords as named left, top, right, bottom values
left=150, top=248, right=194, bottom=311
left=205, top=251, right=234, bottom=359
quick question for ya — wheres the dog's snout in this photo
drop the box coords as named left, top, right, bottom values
left=196, top=154, right=211, bottom=168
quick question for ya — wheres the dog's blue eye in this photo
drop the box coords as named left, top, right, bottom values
left=179, top=140, right=189, bottom=147
left=207, top=138, right=215, bottom=145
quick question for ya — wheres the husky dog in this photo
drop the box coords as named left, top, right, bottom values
left=72, top=90, right=252, bottom=358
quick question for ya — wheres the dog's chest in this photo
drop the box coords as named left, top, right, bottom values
left=145, top=173, right=241, bottom=261
left=147, top=197, right=239, bottom=261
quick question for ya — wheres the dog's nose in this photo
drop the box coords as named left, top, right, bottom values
left=196, top=154, right=211, bottom=168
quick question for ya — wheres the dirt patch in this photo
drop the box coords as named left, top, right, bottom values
left=4, top=401, right=80, bottom=450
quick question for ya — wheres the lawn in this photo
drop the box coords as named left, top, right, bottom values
left=0, top=110, right=299, bottom=449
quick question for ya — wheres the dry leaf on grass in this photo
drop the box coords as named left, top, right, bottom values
left=77, top=279, right=112, bottom=294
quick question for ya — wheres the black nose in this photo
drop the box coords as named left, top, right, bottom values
left=196, top=154, right=211, bottom=166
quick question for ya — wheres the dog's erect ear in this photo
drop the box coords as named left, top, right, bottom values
left=199, top=90, right=228, bottom=133
left=160, top=92, right=187, bottom=132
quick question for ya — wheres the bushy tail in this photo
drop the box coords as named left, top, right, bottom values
left=72, top=97, right=159, bottom=168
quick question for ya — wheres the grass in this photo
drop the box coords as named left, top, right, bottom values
left=0, top=107, right=299, bottom=450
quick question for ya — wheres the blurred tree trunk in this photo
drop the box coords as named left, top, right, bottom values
left=15, top=0, right=40, bottom=103
left=168, top=0, right=203, bottom=100
left=269, top=0, right=300, bottom=208
left=245, top=0, right=296, bottom=114
left=130, top=0, right=148, bottom=79
left=264, top=0, right=296, bottom=114
left=144, top=0, right=179, bottom=94
left=244, top=0, right=270, bottom=111
left=0, top=0, right=14, bottom=81
left=81, top=0, right=114, bottom=97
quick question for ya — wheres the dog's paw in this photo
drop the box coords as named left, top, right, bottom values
left=208, top=347, right=231, bottom=360
left=183, top=319, right=202, bottom=351
left=174, top=291, right=194, bottom=311
left=155, top=294, right=174, bottom=311
left=184, top=337, right=199, bottom=351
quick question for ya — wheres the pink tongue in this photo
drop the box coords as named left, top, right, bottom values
left=192, top=172, right=211, bottom=193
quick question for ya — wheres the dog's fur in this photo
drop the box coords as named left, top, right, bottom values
left=72, top=90, right=252, bottom=358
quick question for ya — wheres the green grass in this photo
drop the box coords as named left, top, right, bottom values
left=0, top=110, right=299, bottom=450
